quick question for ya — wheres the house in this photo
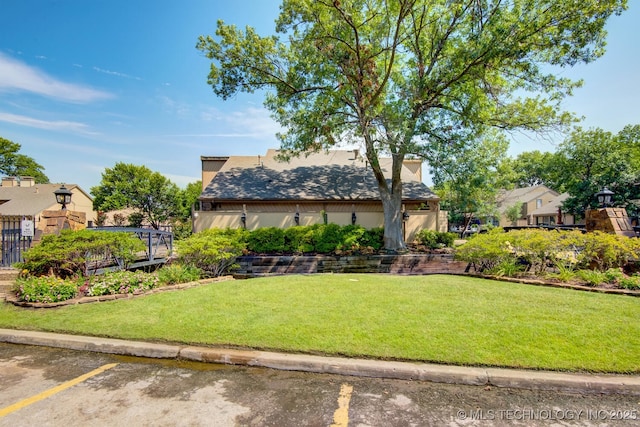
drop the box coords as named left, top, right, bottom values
left=529, top=193, right=576, bottom=226
left=0, top=176, right=96, bottom=266
left=194, top=149, right=447, bottom=242
left=496, top=185, right=571, bottom=227
left=0, top=177, right=95, bottom=226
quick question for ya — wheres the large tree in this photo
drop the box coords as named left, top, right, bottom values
left=91, top=163, right=181, bottom=230
left=430, top=130, right=510, bottom=228
left=198, top=0, right=626, bottom=250
left=554, top=125, right=640, bottom=217
left=0, top=137, right=49, bottom=183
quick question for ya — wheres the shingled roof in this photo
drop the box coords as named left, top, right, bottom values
left=0, top=183, right=84, bottom=216
left=201, top=149, right=437, bottom=202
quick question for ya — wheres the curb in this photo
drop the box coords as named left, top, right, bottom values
left=2, top=329, right=639, bottom=395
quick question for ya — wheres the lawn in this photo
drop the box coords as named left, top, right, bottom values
left=1, top=274, right=638, bottom=373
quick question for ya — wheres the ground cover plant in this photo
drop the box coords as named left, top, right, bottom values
left=1, top=274, right=638, bottom=373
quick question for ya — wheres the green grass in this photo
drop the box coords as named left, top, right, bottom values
left=1, top=274, right=639, bottom=373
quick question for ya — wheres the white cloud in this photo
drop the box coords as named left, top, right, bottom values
left=0, top=53, right=113, bottom=103
left=0, top=112, right=98, bottom=135
left=92, top=66, right=142, bottom=81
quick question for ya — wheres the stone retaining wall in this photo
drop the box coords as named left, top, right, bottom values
left=235, top=254, right=468, bottom=277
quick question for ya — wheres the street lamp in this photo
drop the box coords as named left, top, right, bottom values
left=54, top=185, right=73, bottom=210
left=595, top=187, right=614, bottom=208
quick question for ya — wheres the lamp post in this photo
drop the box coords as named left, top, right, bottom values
left=595, top=187, right=614, bottom=208
left=54, top=185, right=73, bottom=210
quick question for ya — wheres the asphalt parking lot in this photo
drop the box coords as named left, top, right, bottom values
left=2, top=343, right=640, bottom=426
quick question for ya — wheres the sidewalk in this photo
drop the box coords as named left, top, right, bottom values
left=2, top=328, right=639, bottom=396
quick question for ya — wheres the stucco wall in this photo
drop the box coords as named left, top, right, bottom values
left=193, top=209, right=447, bottom=241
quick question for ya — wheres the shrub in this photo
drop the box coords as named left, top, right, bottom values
left=455, top=228, right=640, bottom=277
left=312, top=223, right=343, bottom=253
left=157, top=264, right=203, bottom=285
left=283, top=226, right=314, bottom=253
left=359, top=227, right=384, bottom=251
left=415, top=230, right=456, bottom=249
left=175, top=228, right=247, bottom=277
left=579, top=231, right=640, bottom=271
left=16, top=229, right=147, bottom=279
left=247, top=227, right=285, bottom=254
left=87, top=270, right=159, bottom=296
left=454, top=228, right=512, bottom=272
left=13, top=275, right=79, bottom=303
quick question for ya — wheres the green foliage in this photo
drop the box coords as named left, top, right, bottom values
left=576, top=269, right=607, bottom=287
left=87, top=271, right=159, bottom=296
left=91, top=163, right=182, bottom=230
left=13, top=276, right=79, bottom=303
left=456, top=228, right=640, bottom=280
left=415, top=230, right=456, bottom=249
left=198, top=1, right=626, bottom=249
left=16, top=230, right=146, bottom=279
left=245, top=224, right=384, bottom=254
left=247, top=227, right=285, bottom=254
left=553, top=126, right=640, bottom=216
left=503, top=150, right=560, bottom=190
left=620, top=275, right=640, bottom=290
left=548, top=262, right=577, bottom=283
left=504, top=202, right=524, bottom=224
left=175, top=228, right=248, bottom=277
left=283, top=226, right=315, bottom=253
left=0, top=136, right=49, bottom=183
left=454, top=228, right=513, bottom=271
left=579, top=231, right=640, bottom=271
left=487, top=258, right=525, bottom=278
left=157, top=264, right=203, bottom=285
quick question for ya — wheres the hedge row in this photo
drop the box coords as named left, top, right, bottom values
left=455, top=228, right=640, bottom=274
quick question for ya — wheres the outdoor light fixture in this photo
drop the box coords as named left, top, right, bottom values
left=595, top=187, right=614, bottom=208
left=54, top=185, right=73, bottom=210
left=240, top=211, right=247, bottom=228
left=352, top=212, right=357, bottom=225
left=294, top=211, right=300, bottom=225
left=402, top=210, right=410, bottom=221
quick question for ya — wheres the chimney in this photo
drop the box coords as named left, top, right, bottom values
left=2, top=177, right=17, bottom=187
left=19, top=176, right=35, bottom=187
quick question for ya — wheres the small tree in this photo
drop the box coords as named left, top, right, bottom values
left=504, top=202, right=524, bottom=225
left=175, top=229, right=248, bottom=277
left=91, top=163, right=182, bottom=230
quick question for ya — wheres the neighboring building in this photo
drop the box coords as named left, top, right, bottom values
left=194, top=149, right=447, bottom=242
left=0, top=176, right=96, bottom=266
left=0, top=177, right=96, bottom=226
left=529, top=193, right=576, bottom=226
left=496, top=185, right=573, bottom=227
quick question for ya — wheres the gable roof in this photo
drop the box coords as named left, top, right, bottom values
left=496, top=185, right=559, bottom=214
left=529, top=193, right=570, bottom=216
left=201, top=149, right=437, bottom=202
left=0, top=183, right=85, bottom=216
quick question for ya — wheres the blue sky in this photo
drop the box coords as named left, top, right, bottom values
left=0, top=1, right=638, bottom=192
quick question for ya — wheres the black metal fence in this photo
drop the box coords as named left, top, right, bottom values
left=1, top=216, right=34, bottom=267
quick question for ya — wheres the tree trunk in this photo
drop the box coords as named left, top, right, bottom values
left=373, top=153, right=406, bottom=252
left=381, top=190, right=406, bottom=251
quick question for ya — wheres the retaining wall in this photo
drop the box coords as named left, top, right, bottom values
left=235, top=254, right=468, bottom=277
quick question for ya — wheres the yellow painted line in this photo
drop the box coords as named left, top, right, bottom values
left=330, top=383, right=353, bottom=427
left=0, top=363, right=118, bottom=418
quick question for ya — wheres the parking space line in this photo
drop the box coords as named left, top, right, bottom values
left=0, top=363, right=118, bottom=418
left=330, top=383, right=353, bottom=427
